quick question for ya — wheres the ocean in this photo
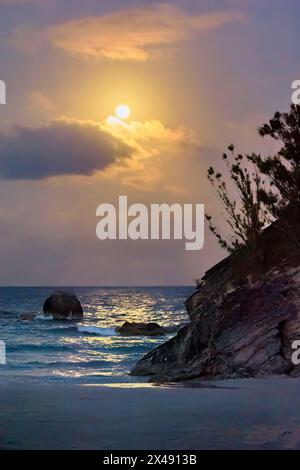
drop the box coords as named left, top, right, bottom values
left=0, top=286, right=193, bottom=384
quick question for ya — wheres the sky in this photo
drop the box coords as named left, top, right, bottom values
left=0, top=0, right=299, bottom=285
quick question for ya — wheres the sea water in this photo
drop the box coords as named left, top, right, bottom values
left=0, top=286, right=193, bottom=384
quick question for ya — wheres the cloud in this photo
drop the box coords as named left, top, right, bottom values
left=0, top=113, right=199, bottom=189
left=12, top=4, right=245, bottom=61
left=28, top=91, right=54, bottom=112
left=102, top=117, right=200, bottom=191
left=0, top=118, right=134, bottom=179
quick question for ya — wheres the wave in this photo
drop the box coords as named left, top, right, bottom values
left=35, top=313, right=53, bottom=321
left=77, top=325, right=116, bottom=336
left=164, top=322, right=188, bottom=333
left=8, top=343, right=72, bottom=352
left=48, top=325, right=78, bottom=334
left=10, top=359, right=109, bottom=369
left=0, top=310, right=16, bottom=316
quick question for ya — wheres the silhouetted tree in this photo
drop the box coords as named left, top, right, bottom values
left=206, top=145, right=271, bottom=253
left=249, top=104, right=300, bottom=216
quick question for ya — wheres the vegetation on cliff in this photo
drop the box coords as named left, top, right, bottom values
left=206, top=105, right=300, bottom=256
left=131, top=104, right=300, bottom=382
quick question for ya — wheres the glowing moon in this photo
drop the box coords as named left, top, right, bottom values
left=115, top=104, right=130, bottom=120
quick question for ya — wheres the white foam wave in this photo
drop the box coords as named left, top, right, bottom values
left=35, top=313, right=54, bottom=321
left=77, top=325, right=116, bottom=336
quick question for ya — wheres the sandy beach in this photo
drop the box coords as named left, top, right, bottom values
left=0, top=377, right=299, bottom=450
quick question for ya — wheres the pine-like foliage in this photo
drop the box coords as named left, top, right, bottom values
left=206, top=145, right=271, bottom=253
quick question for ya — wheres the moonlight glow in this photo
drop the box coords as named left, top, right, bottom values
left=115, top=104, right=130, bottom=120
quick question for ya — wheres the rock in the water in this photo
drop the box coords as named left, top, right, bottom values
left=116, top=321, right=166, bottom=336
left=43, top=291, right=83, bottom=320
left=20, top=313, right=36, bottom=321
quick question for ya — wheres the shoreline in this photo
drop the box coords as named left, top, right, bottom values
left=1, top=376, right=300, bottom=450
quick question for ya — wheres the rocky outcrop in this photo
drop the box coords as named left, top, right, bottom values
left=43, top=291, right=83, bottom=320
left=131, top=211, right=300, bottom=382
left=116, top=321, right=166, bottom=336
left=131, top=268, right=300, bottom=382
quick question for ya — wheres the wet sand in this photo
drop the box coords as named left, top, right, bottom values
left=0, top=377, right=299, bottom=449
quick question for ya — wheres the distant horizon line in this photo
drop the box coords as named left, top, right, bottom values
left=0, top=284, right=195, bottom=288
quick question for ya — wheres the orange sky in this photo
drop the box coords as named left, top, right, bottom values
left=0, top=0, right=298, bottom=285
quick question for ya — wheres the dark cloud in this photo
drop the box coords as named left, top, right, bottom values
left=0, top=119, right=133, bottom=179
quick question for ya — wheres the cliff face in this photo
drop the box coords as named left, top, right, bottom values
left=131, top=217, right=300, bottom=382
